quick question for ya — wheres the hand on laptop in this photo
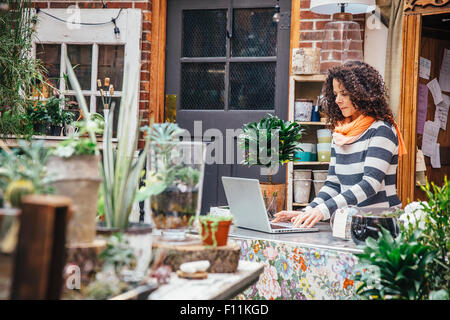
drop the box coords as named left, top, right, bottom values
left=272, top=211, right=300, bottom=223
left=292, top=208, right=323, bottom=228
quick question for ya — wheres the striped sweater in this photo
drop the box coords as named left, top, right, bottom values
left=305, top=120, right=402, bottom=220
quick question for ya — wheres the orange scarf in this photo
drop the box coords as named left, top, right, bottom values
left=332, top=114, right=407, bottom=157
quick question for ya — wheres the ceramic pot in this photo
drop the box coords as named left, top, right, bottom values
left=200, top=220, right=232, bottom=246
left=259, top=182, right=285, bottom=212
left=96, top=222, right=153, bottom=282
left=47, top=155, right=101, bottom=245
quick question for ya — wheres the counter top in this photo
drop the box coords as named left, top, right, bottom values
left=228, top=222, right=363, bottom=254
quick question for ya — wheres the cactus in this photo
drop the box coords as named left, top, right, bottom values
left=5, top=179, right=35, bottom=208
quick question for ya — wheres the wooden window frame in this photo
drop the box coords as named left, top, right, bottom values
left=33, top=8, right=142, bottom=136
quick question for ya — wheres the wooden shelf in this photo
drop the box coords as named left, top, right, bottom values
left=293, top=203, right=309, bottom=207
left=294, top=161, right=330, bottom=165
left=0, top=136, right=118, bottom=148
left=291, top=74, right=327, bottom=82
left=296, top=121, right=327, bottom=126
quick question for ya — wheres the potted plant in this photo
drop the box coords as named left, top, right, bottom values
left=354, top=177, right=450, bottom=300
left=45, top=96, right=74, bottom=136
left=46, top=54, right=102, bottom=246
left=0, top=0, right=43, bottom=138
left=199, top=214, right=233, bottom=247
left=27, top=99, right=51, bottom=135
left=135, top=123, right=206, bottom=241
left=86, top=56, right=154, bottom=281
left=239, top=114, right=304, bottom=211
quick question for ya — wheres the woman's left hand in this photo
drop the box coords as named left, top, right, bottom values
left=292, top=208, right=324, bottom=228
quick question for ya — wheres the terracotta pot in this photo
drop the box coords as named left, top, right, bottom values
left=47, top=155, right=101, bottom=245
left=259, top=182, right=286, bottom=211
left=201, top=220, right=232, bottom=247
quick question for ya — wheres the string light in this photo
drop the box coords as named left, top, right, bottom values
left=35, top=8, right=123, bottom=38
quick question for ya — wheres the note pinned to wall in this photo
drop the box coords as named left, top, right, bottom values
left=417, top=84, right=429, bottom=135
left=439, top=48, right=450, bottom=92
left=435, top=93, right=450, bottom=130
left=431, top=143, right=441, bottom=169
left=427, top=78, right=443, bottom=105
left=422, top=120, right=440, bottom=157
left=420, top=56, right=431, bottom=80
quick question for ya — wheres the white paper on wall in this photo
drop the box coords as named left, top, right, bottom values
left=427, top=78, right=444, bottom=105
left=431, top=143, right=441, bottom=169
left=420, top=56, right=431, bottom=80
left=422, top=120, right=440, bottom=157
left=434, top=93, right=450, bottom=130
left=439, top=48, right=450, bottom=92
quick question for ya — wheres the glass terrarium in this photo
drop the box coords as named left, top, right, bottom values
left=319, top=19, right=364, bottom=73
left=147, top=141, right=206, bottom=241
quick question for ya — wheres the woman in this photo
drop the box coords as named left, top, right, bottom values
left=273, top=61, right=406, bottom=228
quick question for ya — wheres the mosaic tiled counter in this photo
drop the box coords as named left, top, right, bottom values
left=229, top=222, right=363, bottom=300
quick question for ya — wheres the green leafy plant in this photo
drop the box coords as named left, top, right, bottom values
left=99, top=233, right=136, bottom=276
left=239, top=114, right=304, bottom=183
left=44, top=96, right=74, bottom=127
left=52, top=138, right=97, bottom=158
left=26, top=100, right=51, bottom=133
left=52, top=54, right=99, bottom=158
left=0, top=0, right=45, bottom=137
left=135, top=123, right=197, bottom=202
left=354, top=227, right=435, bottom=300
left=96, top=60, right=152, bottom=230
left=0, top=110, right=33, bottom=138
left=0, top=139, right=52, bottom=195
left=405, top=177, right=450, bottom=295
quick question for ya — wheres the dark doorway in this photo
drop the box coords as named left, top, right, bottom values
left=165, top=0, right=292, bottom=213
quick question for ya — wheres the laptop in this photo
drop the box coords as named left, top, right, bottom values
left=222, top=176, right=319, bottom=233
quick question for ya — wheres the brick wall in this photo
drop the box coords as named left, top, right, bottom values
left=298, top=0, right=366, bottom=49
left=32, top=0, right=152, bottom=144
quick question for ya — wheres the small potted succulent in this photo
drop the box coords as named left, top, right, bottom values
left=199, top=214, right=233, bottom=247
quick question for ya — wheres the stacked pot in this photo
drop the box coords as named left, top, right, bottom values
left=293, top=169, right=329, bottom=203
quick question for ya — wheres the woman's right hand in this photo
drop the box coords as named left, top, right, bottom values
left=272, top=210, right=300, bottom=223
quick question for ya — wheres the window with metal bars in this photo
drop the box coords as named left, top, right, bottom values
left=179, top=7, right=278, bottom=111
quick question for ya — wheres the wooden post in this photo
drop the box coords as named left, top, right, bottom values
left=10, top=195, right=72, bottom=300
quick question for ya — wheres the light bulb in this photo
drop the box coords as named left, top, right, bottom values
left=272, top=4, right=280, bottom=23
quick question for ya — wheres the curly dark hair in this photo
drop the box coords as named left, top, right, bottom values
left=322, top=61, right=394, bottom=129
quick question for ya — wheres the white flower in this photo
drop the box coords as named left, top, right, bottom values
left=399, top=201, right=428, bottom=230
left=54, top=145, right=75, bottom=158
left=85, top=119, right=99, bottom=131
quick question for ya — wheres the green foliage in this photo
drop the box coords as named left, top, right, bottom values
left=0, top=140, right=52, bottom=195
left=354, top=227, right=435, bottom=300
left=0, top=110, right=33, bottom=138
left=99, top=233, right=136, bottom=276
left=135, top=122, right=201, bottom=202
left=0, top=0, right=45, bottom=136
left=97, top=186, right=104, bottom=222
left=27, top=100, right=51, bottom=125
left=52, top=138, right=97, bottom=158
left=97, top=59, right=152, bottom=229
left=52, top=54, right=99, bottom=158
left=239, top=114, right=304, bottom=168
left=412, top=177, right=449, bottom=294
left=43, top=96, right=74, bottom=127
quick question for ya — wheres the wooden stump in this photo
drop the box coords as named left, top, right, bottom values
left=64, top=240, right=107, bottom=286
left=153, top=238, right=241, bottom=273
